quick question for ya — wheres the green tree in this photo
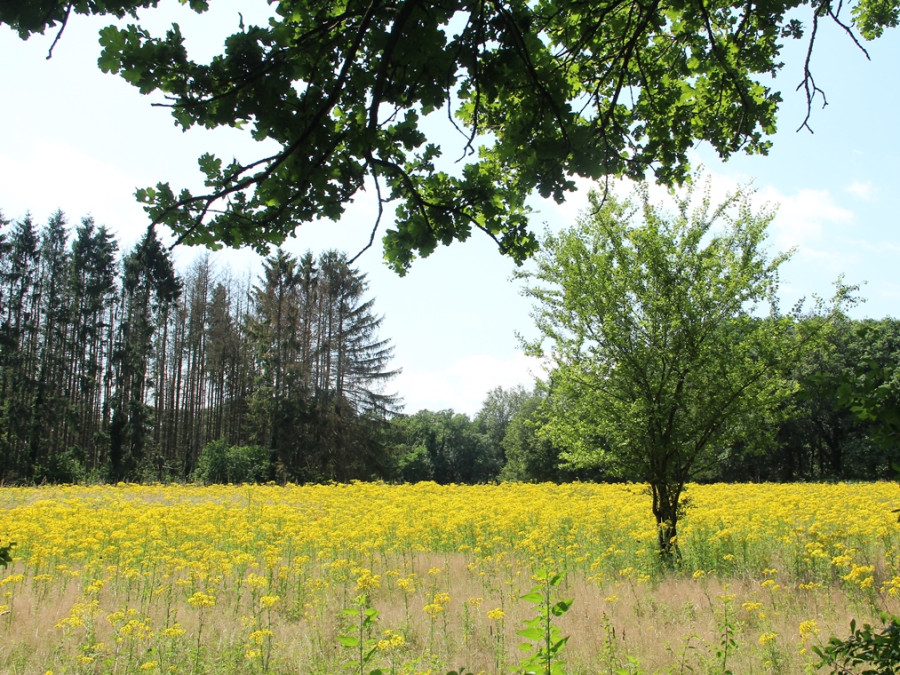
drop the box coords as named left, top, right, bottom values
left=475, top=385, right=531, bottom=463
left=246, top=249, right=398, bottom=481
left=499, top=394, right=563, bottom=483
left=67, top=218, right=119, bottom=476
left=3, top=0, right=897, bottom=270
left=109, top=228, right=181, bottom=481
left=385, top=409, right=495, bottom=483
left=0, top=215, right=41, bottom=479
left=28, top=211, right=74, bottom=480
left=204, top=280, right=244, bottom=445
left=835, top=318, right=900, bottom=462
left=520, top=181, right=852, bottom=562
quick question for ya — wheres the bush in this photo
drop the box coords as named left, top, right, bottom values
left=194, top=440, right=270, bottom=484
left=813, top=612, right=900, bottom=674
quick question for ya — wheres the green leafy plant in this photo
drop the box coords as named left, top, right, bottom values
left=516, top=570, right=572, bottom=675
left=338, top=593, right=382, bottom=675
left=812, top=612, right=900, bottom=674
left=713, top=593, right=739, bottom=675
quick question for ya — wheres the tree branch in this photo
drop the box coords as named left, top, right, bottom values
left=45, top=2, right=71, bottom=59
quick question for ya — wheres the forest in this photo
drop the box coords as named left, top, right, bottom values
left=1, top=209, right=899, bottom=487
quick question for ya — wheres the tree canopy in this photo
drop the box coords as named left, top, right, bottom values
left=519, top=181, right=854, bottom=560
left=3, top=0, right=897, bottom=271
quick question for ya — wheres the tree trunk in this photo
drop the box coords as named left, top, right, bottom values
left=650, top=480, right=683, bottom=566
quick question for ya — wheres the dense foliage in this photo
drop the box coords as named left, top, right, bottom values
left=519, top=183, right=853, bottom=557
left=0, top=210, right=399, bottom=484
left=2, top=0, right=898, bottom=269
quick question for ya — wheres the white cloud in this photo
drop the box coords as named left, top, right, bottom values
left=755, top=186, right=854, bottom=252
left=846, top=180, right=877, bottom=201
left=394, top=353, right=544, bottom=417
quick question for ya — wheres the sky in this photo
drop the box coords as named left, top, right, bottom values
left=1, top=4, right=899, bottom=416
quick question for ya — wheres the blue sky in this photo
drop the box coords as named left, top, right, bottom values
left=1, top=4, right=898, bottom=415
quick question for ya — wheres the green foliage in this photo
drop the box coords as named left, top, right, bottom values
left=193, top=439, right=270, bottom=484
left=32, top=447, right=85, bottom=484
left=499, top=394, right=584, bottom=483
left=5, top=0, right=898, bottom=270
left=0, top=539, right=14, bottom=568
left=500, top=395, right=556, bottom=482
left=516, top=570, right=572, bottom=675
left=837, top=320, right=900, bottom=452
left=762, top=317, right=900, bottom=481
left=813, top=613, right=900, bottom=674
left=476, top=385, right=532, bottom=451
left=520, top=177, right=853, bottom=558
left=713, top=594, right=739, bottom=675
left=385, top=410, right=499, bottom=484
left=338, top=594, right=382, bottom=675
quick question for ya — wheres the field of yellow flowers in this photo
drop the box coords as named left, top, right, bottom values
left=1, top=482, right=898, bottom=674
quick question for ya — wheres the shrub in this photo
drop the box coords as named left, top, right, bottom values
left=813, top=613, right=900, bottom=674
left=193, top=440, right=270, bottom=484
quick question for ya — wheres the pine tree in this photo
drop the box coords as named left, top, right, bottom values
left=28, top=211, right=72, bottom=479
left=0, top=215, right=41, bottom=479
left=67, top=218, right=119, bottom=475
left=108, top=228, right=181, bottom=481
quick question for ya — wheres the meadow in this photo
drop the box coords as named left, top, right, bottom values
left=0, top=481, right=898, bottom=674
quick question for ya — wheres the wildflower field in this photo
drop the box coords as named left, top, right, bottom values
left=1, top=482, right=898, bottom=674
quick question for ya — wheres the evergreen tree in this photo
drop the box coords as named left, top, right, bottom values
left=0, top=215, right=40, bottom=479
left=108, top=228, right=181, bottom=481
left=67, top=218, right=119, bottom=475
left=28, top=211, right=72, bottom=479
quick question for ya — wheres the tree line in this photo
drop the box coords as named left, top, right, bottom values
left=2, top=208, right=899, bottom=488
left=0, top=211, right=399, bottom=484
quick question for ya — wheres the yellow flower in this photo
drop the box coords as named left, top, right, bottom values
left=162, top=623, right=186, bottom=638
left=799, top=620, right=820, bottom=641
left=187, top=591, right=216, bottom=608
left=487, top=607, right=505, bottom=620
left=355, top=569, right=381, bottom=591
left=245, top=573, right=268, bottom=589
left=248, top=629, right=273, bottom=644
left=759, top=632, right=777, bottom=646
left=376, top=631, right=405, bottom=651
left=259, top=595, right=280, bottom=609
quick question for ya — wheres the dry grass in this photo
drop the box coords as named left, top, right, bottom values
left=2, top=551, right=896, bottom=674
